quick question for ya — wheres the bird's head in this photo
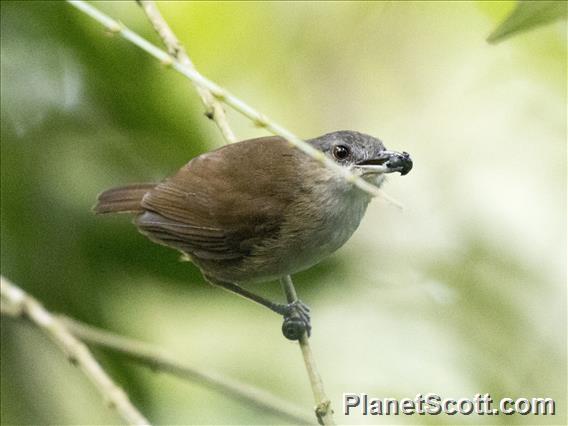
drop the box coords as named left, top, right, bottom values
left=309, top=130, right=413, bottom=188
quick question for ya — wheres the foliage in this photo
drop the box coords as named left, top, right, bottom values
left=1, top=1, right=566, bottom=425
left=488, top=0, right=567, bottom=43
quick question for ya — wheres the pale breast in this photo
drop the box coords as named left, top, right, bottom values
left=231, top=172, right=372, bottom=283
left=183, top=152, right=374, bottom=284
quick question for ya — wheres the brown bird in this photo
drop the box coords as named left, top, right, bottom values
left=94, top=131, right=412, bottom=339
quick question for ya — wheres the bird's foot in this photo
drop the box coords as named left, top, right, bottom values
left=280, top=300, right=311, bottom=341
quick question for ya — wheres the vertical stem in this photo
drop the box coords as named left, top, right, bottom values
left=137, top=0, right=237, bottom=144
left=67, top=2, right=341, bottom=423
left=281, top=275, right=335, bottom=425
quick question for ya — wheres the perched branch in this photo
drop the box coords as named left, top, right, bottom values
left=133, top=3, right=335, bottom=424
left=0, top=276, right=150, bottom=426
left=281, top=276, right=335, bottom=425
left=66, top=0, right=402, bottom=208
left=58, top=316, right=314, bottom=424
left=66, top=2, right=339, bottom=424
left=136, top=1, right=236, bottom=144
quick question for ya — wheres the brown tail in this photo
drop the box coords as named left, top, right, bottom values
left=94, top=183, right=156, bottom=214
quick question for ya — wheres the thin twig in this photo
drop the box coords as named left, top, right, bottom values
left=66, top=0, right=402, bottom=208
left=136, top=1, right=236, bottom=143
left=59, top=316, right=314, bottom=424
left=131, top=3, right=336, bottom=423
left=1, top=285, right=313, bottom=424
left=281, top=276, right=335, bottom=425
left=0, top=276, right=150, bottom=426
left=67, top=2, right=338, bottom=424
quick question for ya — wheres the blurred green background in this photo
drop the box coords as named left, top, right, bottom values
left=1, top=1, right=566, bottom=424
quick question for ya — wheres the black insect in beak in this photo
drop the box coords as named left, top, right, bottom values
left=357, top=150, right=413, bottom=176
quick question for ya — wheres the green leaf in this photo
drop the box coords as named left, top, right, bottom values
left=487, top=0, right=567, bottom=44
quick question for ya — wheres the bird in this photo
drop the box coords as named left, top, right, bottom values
left=94, top=130, right=412, bottom=339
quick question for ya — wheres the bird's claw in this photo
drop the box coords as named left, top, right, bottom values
left=281, top=300, right=311, bottom=341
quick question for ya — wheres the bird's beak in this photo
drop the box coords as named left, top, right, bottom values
left=356, top=150, right=413, bottom=176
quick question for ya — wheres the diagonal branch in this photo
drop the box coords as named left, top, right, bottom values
left=59, top=316, right=314, bottom=424
left=0, top=276, right=150, bottom=426
left=1, top=278, right=313, bottom=424
left=66, top=0, right=402, bottom=208
left=136, top=0, right=236, bottom=144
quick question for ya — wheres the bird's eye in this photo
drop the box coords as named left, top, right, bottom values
left=333, top=145, right=350, bottom=160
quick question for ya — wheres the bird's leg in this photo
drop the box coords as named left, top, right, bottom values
left=204, top=276, right=311, bottom=340
left=280, top=300, right=311, bottom=341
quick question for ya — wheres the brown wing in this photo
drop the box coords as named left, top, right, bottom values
left=135, top=136, right=303, bottom=261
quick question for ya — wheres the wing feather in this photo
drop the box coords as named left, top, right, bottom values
left=136, top=137, right=303, bottom=261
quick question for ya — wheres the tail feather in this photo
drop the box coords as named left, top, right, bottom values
left=94, top=183, right=156, bottom=214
